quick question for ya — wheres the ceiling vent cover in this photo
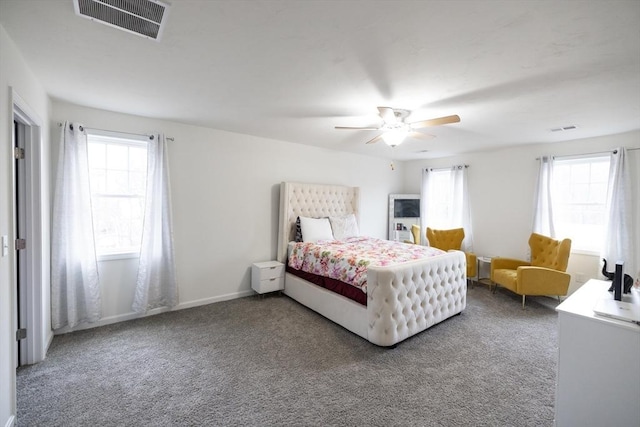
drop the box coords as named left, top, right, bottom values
left=73, top=0, right=170, bottom=41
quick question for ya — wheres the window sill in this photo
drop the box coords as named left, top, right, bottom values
left=98, top=252, right=140, bottom=262
left=570, top=249, right=600, bottom=257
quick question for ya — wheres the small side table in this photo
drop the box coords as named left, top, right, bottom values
left=476, top=256, right=493, bottom=289
left=251, top=261, right=285, bottom=294
left=393, top=229, right=412, bottom=242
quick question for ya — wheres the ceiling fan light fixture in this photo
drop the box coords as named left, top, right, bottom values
left=334, top=107, right=460, bottom=147
left=382, top=128, right=409, bottom=147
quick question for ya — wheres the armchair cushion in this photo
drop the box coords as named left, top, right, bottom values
left=517, top=266, right=571, bottom=296
left=491, top=258, right=531, bottom=292
left=492, top=268, right=518, bottom=292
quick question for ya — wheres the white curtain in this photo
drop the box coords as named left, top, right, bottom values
left=132, top=133, right=178, bottom=313
left=419, top=168, right=431, bottom=245
left=51, top=122, right=101, bottom=329
left=451, top=165, right=474, bottom=252
left=420, top=165, right=474, bottom=250
left=532, top=155, right=556, bottom=237
left=602, top=147, right=638, bottom=280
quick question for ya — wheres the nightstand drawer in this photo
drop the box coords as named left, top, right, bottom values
left=256, top=276, right=284, bottom=293
left=256, top=263, right=284, bottom=281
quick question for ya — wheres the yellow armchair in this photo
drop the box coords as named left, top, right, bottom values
left=403, top=224, right=421, bottom=245
left=491, top=233, right=571, bottom=308
left=426, top=227, right=477, bottom=280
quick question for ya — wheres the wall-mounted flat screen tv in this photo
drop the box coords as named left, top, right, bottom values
left=394, top=199, right=420, bottom=218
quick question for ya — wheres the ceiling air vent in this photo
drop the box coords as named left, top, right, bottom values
left=73, top=0, right=170, bottom=41
left=551, top=125, right=578, bottom=132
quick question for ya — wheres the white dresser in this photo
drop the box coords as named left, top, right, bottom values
left=251, top=261, right=285, bottom=294
left=555, top=279, right=640, bottom=427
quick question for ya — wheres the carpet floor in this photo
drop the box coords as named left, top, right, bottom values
left=17, top=285, right=560, bottom=426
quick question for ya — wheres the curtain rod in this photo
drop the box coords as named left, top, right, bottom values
left=57, top=122, right=174, bottom=141
left=536, top=147, right=640, bottom=160
left=425, top=165, right=469, bottom=172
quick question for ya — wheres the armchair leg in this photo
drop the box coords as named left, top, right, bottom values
left=522, top=295, right=526, bottom=309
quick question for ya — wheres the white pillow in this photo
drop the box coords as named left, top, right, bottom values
left=329, top=214, right=360, bottom=240
left=299, top=217, right=334, bottom=243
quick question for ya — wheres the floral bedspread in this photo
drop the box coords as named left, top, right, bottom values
left=288, top=236, right=446, bottom=293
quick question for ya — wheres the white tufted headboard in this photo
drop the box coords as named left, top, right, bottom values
left=277, top=182, right=360, bottom=263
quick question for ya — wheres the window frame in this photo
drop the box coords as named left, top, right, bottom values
left=86, top=129, right=149, bottom=261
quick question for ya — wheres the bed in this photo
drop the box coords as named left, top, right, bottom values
left=276, top=182, right=467, bottom=347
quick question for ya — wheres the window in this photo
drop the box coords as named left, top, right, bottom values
left=552, top=155, right=611, bottom=253
left=87, top=132, right=148, bottom=258
left=425, top=169, right=454, bottom=228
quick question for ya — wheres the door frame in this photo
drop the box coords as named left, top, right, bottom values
left=11, top=88, right=45, bottom=365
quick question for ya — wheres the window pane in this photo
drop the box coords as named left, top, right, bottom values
left=107, top=144, right=128, bottom=170
left=553, top=155, right=610, bottom=253
left=571, top=164, right=588, bottom=183
left=589, top=183, right=608, bottom=203
left=426, top=170, right=454, bottom=229
left=89, top=169, right=107, bottom=194
left=88, top=141, right=106, bottom=169
left=591, top=162, right=609, bottom=181
left=92, top=196, right=145, bottom=254
left=129, top=146, right=147, bottom=171
left=106, top=170, right=129, bottom=194
left=130, top=171, right=147, bottom=195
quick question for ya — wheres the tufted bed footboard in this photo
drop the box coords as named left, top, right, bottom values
left=366, top=251, right=466, bottom=346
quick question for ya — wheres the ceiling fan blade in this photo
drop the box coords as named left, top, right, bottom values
left=335, top=126, right=380, bottom=130
left=409, top=131, right=435, bottom=140
left=377, top=107, right=396, bottom=123
left=409, top=114, right=460, bottom=128
left=365, top=134, right=383, bottom=144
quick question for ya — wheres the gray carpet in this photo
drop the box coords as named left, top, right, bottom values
left=17, top=285, right=560, bottom=426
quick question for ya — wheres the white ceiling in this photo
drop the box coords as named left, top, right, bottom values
left=1, top=0, right=639, bottom=160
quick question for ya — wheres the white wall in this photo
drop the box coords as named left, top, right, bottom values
left=403, top=131, right=640, bottom=295
left=51, top=100, right=403, bottom=329
left=0, top=25, right=52, bottom=427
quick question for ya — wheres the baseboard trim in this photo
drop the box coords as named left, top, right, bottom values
left=53, top=289, right=256, bottom=335
left=5, top=415, right=16, bottom=427
left=176, top=290, right=255, bottom=310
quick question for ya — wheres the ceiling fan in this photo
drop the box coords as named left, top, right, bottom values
left=335, top=107, right=461, bottom=147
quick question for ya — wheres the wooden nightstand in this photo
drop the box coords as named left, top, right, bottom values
left=251, top=261, right=285, bottom=294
